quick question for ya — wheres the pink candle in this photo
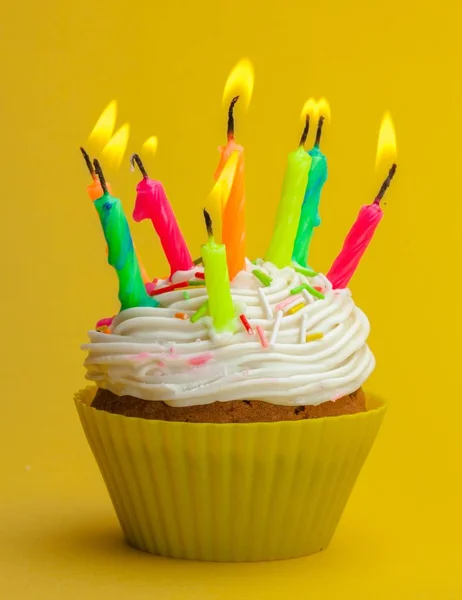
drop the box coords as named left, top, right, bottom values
left=327, top=165, right=396, bottom=289
left=131, top=154, right=193, bottom=278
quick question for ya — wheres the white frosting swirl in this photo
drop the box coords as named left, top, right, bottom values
left=83, top=261, right=375, bottom=407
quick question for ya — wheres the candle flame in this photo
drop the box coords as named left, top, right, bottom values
left=316, top=97, right=331, bottom=122
left=300, top=97, right=331, bottom=122
left=88, top=100, right=117, bottom=148
left=102, top=123, right=130, bottom=170
left=142, top=135, right=158, bottom=156
left=222, top=59, right=254, bottom=110
left=376, top=111, right=397, bottom=169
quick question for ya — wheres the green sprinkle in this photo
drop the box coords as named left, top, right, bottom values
left=290, top=283, right=324, bottom=299
left=253, top=269, right=272, bottom=287
left=293, top=264, right=318, bottom=277
left=251, top=259, right=257, bottom=265
left=190, top=301, right=209, bottom=323
left=290, top=285, right=305, bottom=295
left=193, top=257, right=203, bottom=265
left=188, top=280, right=205, bottom=286
left=182, top=291, right=190, bottom=300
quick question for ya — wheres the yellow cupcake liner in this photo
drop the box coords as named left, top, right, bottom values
left=75, top=387, right=386, bottom=562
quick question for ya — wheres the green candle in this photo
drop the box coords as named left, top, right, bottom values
left=265, top=117, right=312, bottom=268
left=201, top=209, right=235, bottom=333
left=93, top=160, right=158, bottom=312
left=292, top=117, right=328, bottom=267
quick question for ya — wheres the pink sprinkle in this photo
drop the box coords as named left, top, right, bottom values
left=131, top=352, right=151, bottom=361
left=256, top=326, right=269, bottom=348
left=145, top=282, right=157, bottom=295
left=189, top=352, right=214, bottom=366
left=96, top=316, right=114, bottom=329
left=275, top=294, right=302, bottom=311
left=158, top=360, right=166, bottom=367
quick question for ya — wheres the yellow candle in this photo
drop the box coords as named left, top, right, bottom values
left=201, top=210, right=235, bottom=333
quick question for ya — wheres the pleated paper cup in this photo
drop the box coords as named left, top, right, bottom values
left=75, top=386, right=386, bottom=562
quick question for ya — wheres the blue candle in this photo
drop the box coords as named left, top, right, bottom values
left=292, top=117, right=328, bottom=267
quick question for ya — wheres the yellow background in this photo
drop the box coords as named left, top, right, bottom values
left=1, top=0, right=461, bottom=598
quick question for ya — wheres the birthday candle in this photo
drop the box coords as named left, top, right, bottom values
left=80, top=147, right=150, bottom=284
left=131, top=154, right=193, bottom=278
left=292, top=116, right=328, bottom=267
left=92, top=160, right=158, bottom=311
left=201, top=209, right=235, bottom=333
left=265, top=117, right=312, bottom=268
left=80, top=147, right=112, bottom=200
left=327, top=165, right=397, bottom=289
left=214, top=97, right=246, bottom=280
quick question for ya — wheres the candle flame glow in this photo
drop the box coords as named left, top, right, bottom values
left=88, top=100, right=117, bottom=148
left=300, top=97, right=331, bottom=122
left=142, top=135, right=159, bottom=156
left=376, top=111, right=397, bottom=169
left=102, top=123, right=130, bottom=170
left=222, top=59, right=254, bottom=110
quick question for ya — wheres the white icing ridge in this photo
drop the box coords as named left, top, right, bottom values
left=83, top=261, right=375, bottom=407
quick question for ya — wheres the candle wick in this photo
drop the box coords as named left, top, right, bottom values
left=227, top=95, right=240, bottom=140
left=80, top=147, right=95, bottom=178
left=314, top=116, right=325, bottom=147
left=299, top=115, right=310, bottom=147
left=93, top=159, right=109, bottom=195
left=130, top=153, right=149, bottom=178
left=374, top=164, right=397, bottom=204
left=203, top=208, right=214, bottom=241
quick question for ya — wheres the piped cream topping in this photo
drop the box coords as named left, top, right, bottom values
left=83, top=260, right=374, bottom=407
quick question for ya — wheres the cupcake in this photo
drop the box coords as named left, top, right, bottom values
left=76, top=100, right=393, bottom=561
left=77, top=250, right=385, bottom=561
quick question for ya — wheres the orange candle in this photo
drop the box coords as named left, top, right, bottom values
left=213, top=97, right=245, bottom=281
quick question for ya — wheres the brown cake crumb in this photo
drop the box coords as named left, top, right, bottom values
left=91, top=388, right=366, bottom=423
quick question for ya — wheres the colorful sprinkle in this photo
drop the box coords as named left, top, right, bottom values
left=96, top=316, right=114, bottom=329
left=239, top=314, right=254, bottom=335
left=149, top=281, right=189, bottom=296
left=293, top=264, right=318, bottom=277
left=275, top=294, right=301, bottom=311
left=188, top=280, right=206, bottom=287
left=306, top=332, right=324, bottom=342
left=301, top=289, right=314, bottom=305
left=314, top=286, right=323, bottom=293
left=256, top=326, right=269, bottom=348
left=290, top=283, right=324, bottom=300
left=189, top=352, right=214, bottom=366
left=270, top=310, right=283, bottom=345
left=257, top=287, right=273, bottom=319
left=175, top=312, right=189, bottom=320
left=286, top=302, right=305, bottom=315
left=193, top=257, right=203, bottom=265
left=253, top=269, right=272, bottom=287
left=182, top=290, right=190, bottom=300
left=190, top=301, right=209, bottom=323
left=131, top=352, right=151, bottom=361
left=194, top=272, right=205, bottom=280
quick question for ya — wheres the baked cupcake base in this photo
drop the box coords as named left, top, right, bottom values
left=76, top=386, right=385, bottom=561
left=92, top=388, right=366, bottom=423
